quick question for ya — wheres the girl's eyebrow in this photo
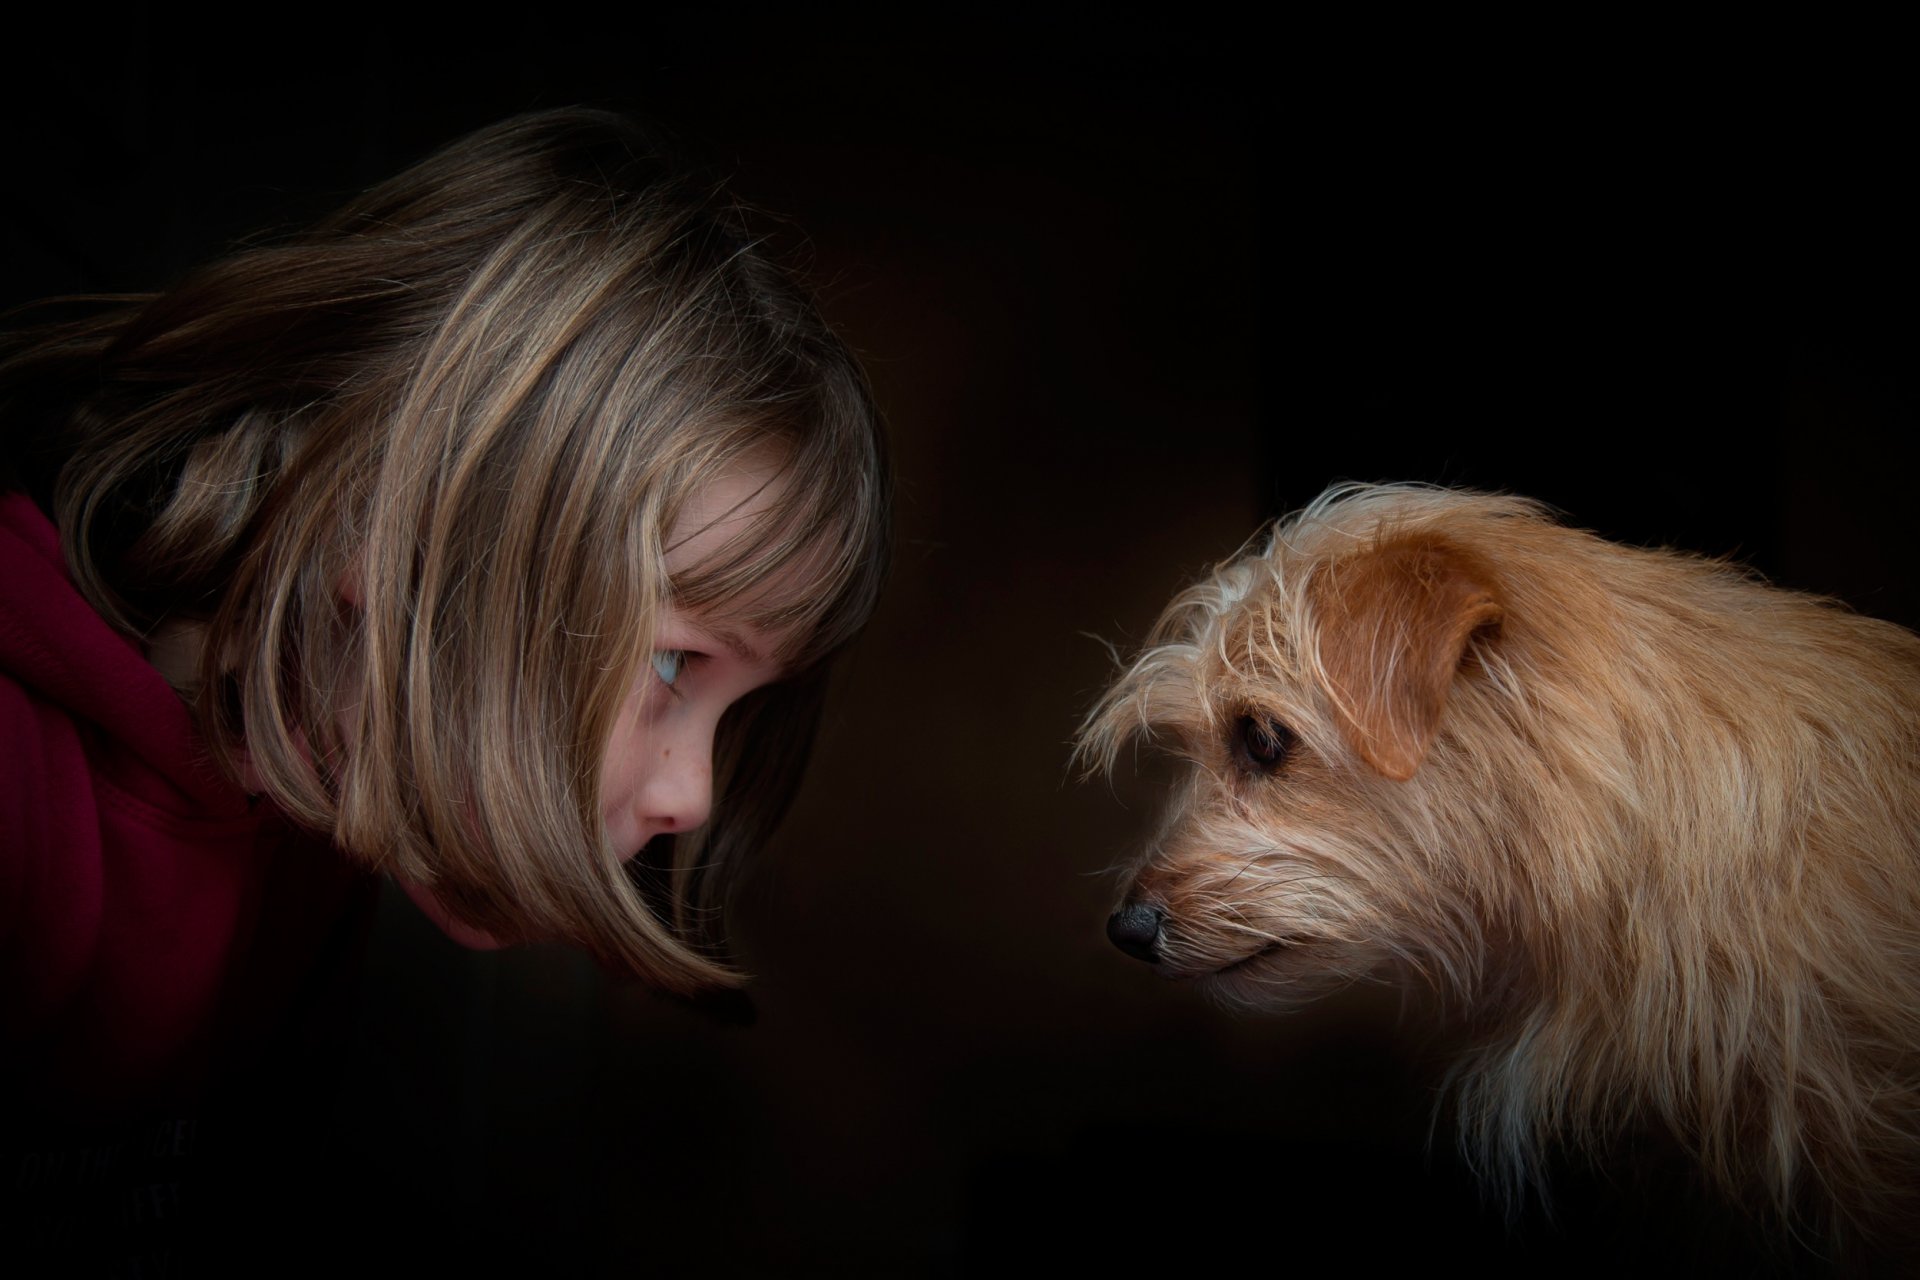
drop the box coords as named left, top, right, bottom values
left=694, top=620, right=765, bottom=667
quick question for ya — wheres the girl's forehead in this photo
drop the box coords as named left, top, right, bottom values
left=663, top=457, right=838, bottom=664
left=663, top=457, right=787, bottom=576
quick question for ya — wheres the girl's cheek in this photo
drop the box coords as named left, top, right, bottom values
left=599, top=718, right=650, bottom=857
left=603, top=812, right=642, bottom=862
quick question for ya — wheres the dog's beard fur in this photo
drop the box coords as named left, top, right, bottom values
left=1080, top=484, right=1920, bottom=1234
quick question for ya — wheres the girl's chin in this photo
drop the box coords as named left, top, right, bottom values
left=397, top=878, right=509, bottom=951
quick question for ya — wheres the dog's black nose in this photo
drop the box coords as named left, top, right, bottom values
left=1107, top=901, right=1166, bottom=963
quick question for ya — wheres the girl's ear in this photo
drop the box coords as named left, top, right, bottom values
left=336, top=552, right=366, bottom=609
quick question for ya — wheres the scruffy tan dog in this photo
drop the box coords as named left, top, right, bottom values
left=1081, top=484, right=1920, bottom=1230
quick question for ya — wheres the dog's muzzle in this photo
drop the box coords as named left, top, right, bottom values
left=1107, top=900, right=1166, bottom=963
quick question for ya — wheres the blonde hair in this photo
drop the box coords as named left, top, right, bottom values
left=0, top=109, right=890, bottom=992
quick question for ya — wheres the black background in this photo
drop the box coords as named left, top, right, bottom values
left=5, top=19, right=1915, bottom=1277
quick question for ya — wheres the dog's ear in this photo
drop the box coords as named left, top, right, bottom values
left=1308, top=534, right=1503, bottom=781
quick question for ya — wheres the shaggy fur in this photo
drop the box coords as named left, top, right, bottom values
left=1081, top=484, right=1920, bottom=1230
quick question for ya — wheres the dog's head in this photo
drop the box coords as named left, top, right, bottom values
left=1086, top=485, right=1920, bottom=1227
left=1080, top=485, right=1538, bottom=1007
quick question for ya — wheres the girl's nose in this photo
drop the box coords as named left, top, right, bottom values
left=644, top=727, right=715, bottom=836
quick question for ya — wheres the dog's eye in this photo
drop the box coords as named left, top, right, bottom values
left=1234, top=715, right=1295, bottom=773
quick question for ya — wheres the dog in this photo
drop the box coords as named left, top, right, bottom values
left=1080, top=483, right=1920, bottom=1232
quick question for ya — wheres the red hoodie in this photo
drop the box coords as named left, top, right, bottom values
left=0, top=492, right=371, bottom=1118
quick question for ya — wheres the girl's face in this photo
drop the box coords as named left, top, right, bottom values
left=596, top=598, right=781, bottom=857
left=403, top=457, right=803, bottom=950
left=602, top=456, right=801, bottom=859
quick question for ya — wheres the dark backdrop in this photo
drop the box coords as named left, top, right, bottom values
left=5, top=24, right=1914, bottom=1276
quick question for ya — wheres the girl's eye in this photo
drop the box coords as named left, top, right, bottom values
left=651, top=650, right=686, bottom=688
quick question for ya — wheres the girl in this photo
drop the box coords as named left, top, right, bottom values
left=0, top=108, right=891, bottom=1109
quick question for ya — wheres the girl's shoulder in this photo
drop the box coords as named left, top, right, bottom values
left=2, top=492, right=358, bottom=1107
left=0, top=492, right=236, bottom=816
